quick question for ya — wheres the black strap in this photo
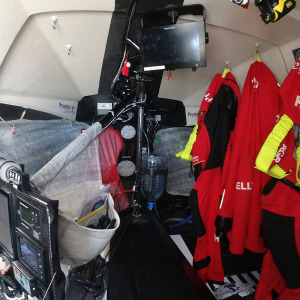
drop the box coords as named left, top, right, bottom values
left=0, top=274, right=18, bottom=298
left=263, top=177, right=300, bottom=195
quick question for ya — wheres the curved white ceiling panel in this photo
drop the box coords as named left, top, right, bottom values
left=0, top=11, right=112, bottom=119
left=0, top=0, right=299, bottom=119
left=0, top=0, right=115, bottom=66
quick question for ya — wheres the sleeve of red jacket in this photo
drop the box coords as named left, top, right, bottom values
left=281, top=58, right=300, bottom=125
left=219, top=72, right=242, bottom=196
left=259, top=58, right=300, bottom=182
left=191, top=74, right=225, bottom=167
left=276, top=58, right=300, bottom=180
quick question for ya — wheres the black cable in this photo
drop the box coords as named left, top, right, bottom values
left=123, top=0, right=137, bottom=51
left=111, top=0, right=138, bottom=92
left=82, top=215, right=132, bottom=300
left=0, top=273, right=19, bottom=298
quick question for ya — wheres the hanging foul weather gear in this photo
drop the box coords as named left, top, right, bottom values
left=190, top=73, right=240, bottom=282
left=255, top=58, right=300, bottom=299
left=217, top=61, right=282, bottom=255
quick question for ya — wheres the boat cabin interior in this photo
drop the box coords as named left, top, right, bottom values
left=0, top=0, right=300, bottom=299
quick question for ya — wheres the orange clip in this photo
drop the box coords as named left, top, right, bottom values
left=1, top=264, right=11, bottom=275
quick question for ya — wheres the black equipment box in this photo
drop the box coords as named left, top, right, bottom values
left=0, top=176, right=65, bottom=300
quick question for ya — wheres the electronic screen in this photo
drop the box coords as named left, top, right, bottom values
left=19, top=235, right=38, bottom=271
left=20, top=205, right=32, bottom=224
left=0, top=189, right=14, bottom=257
left=140, top=21, right=206, bottom=71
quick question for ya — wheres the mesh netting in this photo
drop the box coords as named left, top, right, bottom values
left=154, top=127, right=195, bottom=196
left=0, top=119, right=88, bottom=176
left=32, top=122, right=103, bottom=217
left=31, top=122, right=120, bottom=266
left=0, top=119, right=120, bottom=267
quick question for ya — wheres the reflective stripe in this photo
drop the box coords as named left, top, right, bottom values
left=255, top=114, right=293, bottom=179
left=176, top=124, right=198, bottom=161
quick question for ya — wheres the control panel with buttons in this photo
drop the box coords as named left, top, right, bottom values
left=13, top=260, right=37, bottom=296
left=15, top=198, right=42, bottom=242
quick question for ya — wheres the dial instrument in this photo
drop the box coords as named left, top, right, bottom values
left=117, top=160, right=136, bottom=177
left=120, top=125, right=136, bottom=140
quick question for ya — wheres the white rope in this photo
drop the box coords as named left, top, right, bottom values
left=42, top=272, right=56, bottom=300
left=0, top=109, right=27, bottom=133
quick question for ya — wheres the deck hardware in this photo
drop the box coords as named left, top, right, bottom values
left=65, top=44, right=72, bottom=55
left=50, top=16, right=58, bottom=29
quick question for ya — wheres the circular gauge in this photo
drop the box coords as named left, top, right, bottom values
left=120, top=125, right=136, bottom=140
left=117, top=160, right=136, bottom=177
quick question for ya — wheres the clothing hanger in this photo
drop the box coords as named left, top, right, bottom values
left=255, top=42, right=262, bottom=62
left=222, top=61, right=231, bottom=78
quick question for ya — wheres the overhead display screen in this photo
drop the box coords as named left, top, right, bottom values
left=140, top=21, right=206, bottom=71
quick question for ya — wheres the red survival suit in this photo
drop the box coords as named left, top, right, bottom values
left=190, top=72, right=241, bottom=282
left=216, top=61, right=282, bottom=255
left=255, top=58, right=300, bottom=299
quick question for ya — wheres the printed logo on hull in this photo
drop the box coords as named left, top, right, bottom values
left=59, top=102, right=76, bottom=114
left=188, top=112, right=198, bottom=119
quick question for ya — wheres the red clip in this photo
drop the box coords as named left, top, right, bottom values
left=166, top=70, right=173, bottom=80
left=121, top=54, right=130, bottom=77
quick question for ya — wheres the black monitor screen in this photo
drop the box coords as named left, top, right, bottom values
left=0, top=190, right=14, bottom=257
left=140, top=21, right=206, bottom=71
left=19, top=235, right=38, bottom=271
